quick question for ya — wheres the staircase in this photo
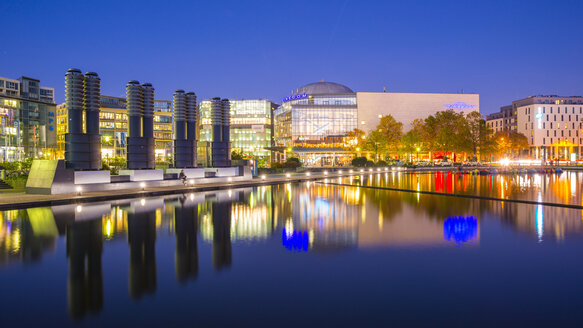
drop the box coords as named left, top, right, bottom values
left=0, top=179, right=13, bottom=190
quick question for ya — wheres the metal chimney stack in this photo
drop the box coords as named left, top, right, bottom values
left=126, top=81, right=155, bottom=169
left=64, top=68, right=101, bottom=170
left=210, top=97, right=231, bottom=167
left=174, top=90, right=195, bottom=168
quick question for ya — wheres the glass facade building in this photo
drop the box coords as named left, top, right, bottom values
left=274, top=81, right=357, bottom=166
left=56, top=96, right=174, bottom=161
left=198, top=99, right=277, bottom=165
left=0, top=76, right=56, bottom=161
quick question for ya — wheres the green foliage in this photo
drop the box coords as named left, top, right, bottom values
left=231, top=150, right=244, bottom=160
left=365, top=160, right=375, bottom=167
left=494, top=130, right=529, bottom=157
left=376, top=160, right=388, bottom=167
left=351, top=156, right=368, bottom=167
left=377, top=114, right=403, bottom=152
left=284, top=157, right=301, bottom=168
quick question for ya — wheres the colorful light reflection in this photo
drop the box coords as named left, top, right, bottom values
left=282, top=228, right=309, bottom=252
left=443, top=216, right=478, bottom=245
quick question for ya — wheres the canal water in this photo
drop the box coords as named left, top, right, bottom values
left=1, top=172, right=583, bottom=327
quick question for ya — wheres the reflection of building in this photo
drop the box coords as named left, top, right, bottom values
left=127, top=209, right=157, bottom=300
left=66, top=219, right=103, bottom=320
left=0, top=75, right=56, bottom=161
left=56, top=96, right=173, bottom=160
left=174, top=199, right=199, bottom=283
left=199, top=99, right=277, bottom=164
left=274, top=81, right=479, bottom=166
left=212, top=202, right=232, bottom=271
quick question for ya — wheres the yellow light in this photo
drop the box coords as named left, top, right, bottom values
left=356, top=147, right=360, bottom=152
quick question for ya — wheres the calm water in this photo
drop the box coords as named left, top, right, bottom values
left=1, top=173, right=583, bottom=327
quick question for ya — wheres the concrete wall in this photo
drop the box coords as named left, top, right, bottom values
left=356, top=92, right=479, bottom=132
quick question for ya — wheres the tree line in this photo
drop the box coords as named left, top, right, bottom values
left=346, top=109, right=529, bottom=162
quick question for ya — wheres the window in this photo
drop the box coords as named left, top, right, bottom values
left=543, top=138, right=545, bottom=144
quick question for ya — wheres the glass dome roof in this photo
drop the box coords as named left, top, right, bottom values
left=292, top=81, right=354, bottom=95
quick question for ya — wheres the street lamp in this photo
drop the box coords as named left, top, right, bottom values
left=416, top=147, right=420, bottom=162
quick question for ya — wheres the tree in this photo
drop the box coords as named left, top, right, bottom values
left=345, top=128, right=366, bottom=152
left=363, top=129, right=387, bottom=160
left=494, top=130, right=529, bottom=157
left=400, top=130, right=421, bottom=162
left=377, top=115, right=403, bottom=153
left=464, top=111, right=495, bottom=159
left=231, top=150, right=244, bottom=160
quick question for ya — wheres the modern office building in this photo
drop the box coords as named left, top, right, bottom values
left=0, top=76, right=56, bottom=161
left=274, top=82, right=357, bottom=166
left=486, top=105, right=516, bottom=133
left=199, top=99, right=277, bottom=165
left=514, top=95, right=583, bottom=160
left=273, top=81, right=479, bottom=166
left=56, top=96, right=173, bottom=161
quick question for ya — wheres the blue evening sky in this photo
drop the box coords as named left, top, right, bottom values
left=1, top=0, right=581, bottom=114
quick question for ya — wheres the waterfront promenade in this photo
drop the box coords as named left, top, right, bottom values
left=1, top=165, right=581, bottom=210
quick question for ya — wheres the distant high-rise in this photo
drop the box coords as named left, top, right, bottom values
left=64, top=68, right=101, bottom=170
left=126, top=81, right=155, bottom=169
left=173, top=90, right=197, bottom=168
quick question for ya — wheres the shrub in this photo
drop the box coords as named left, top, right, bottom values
left=376, top=160, right=388, bottom=167
left=365, top=160, right=375, bottom=167
left=351, top=157, right=368, bottom=167
left=284, top=157, right=301, bottom=168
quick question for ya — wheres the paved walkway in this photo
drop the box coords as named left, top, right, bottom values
left=0, top=170, right=365, bottom=210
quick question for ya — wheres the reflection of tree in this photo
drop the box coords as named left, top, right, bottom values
left=212, top=202, right=232, bottom=271
left=0, top=209, right=57, bottom=266
left=128, top=211, right=157, bottom=300
left=174, top=197, right=198, bottom=284
left=66, top=219, right=103, bottom=320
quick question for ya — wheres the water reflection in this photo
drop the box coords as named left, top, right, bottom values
left=1, top=177, right=583, bottom=323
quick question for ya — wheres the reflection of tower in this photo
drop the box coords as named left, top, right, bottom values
left=66, top=219, right=103, bottom=320
left=212, top=201, right=232, bottom=271
left=127, top=211, right=157, bottom=299
left=174, top=199, right=199, bottom=283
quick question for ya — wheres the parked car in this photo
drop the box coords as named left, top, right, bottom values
left=438, top=160, right=454, bottom=167
left=465, top=160, right=480, bottom=166
left=417, top=161, right=432, bottom=167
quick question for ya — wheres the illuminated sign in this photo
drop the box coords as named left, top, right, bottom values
left=282, top=93, right=308, bottom=103
left=443, top=216, right=478, bottom=244
left=443, top=102, right=477, bottom=110
left=535, top=113, right=543, bottom=119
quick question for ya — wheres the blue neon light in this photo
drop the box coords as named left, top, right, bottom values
left=443, top=216, right=478, bottom=244
left=282, top=228, right=309, bottom=252
left=535, top=113, right=543, bottom=119
left=282, top=93, right=308, bottom=103
left=443, top=102, right=477, bottom=110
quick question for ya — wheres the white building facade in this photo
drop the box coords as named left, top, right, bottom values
left=515, top=95, right=583, bottom=160
left=356, top=92, right=479, bottom=132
